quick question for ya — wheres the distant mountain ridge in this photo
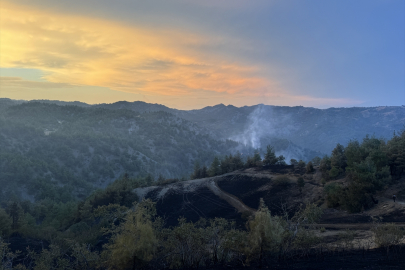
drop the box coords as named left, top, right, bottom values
left=2, top=98, right=404, bottom=154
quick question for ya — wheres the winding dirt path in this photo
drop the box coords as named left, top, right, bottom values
left=206, top=180, right=255, bottom=214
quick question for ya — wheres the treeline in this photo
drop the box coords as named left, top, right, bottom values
left=322, top=130, right=405, bottom=212
left=191, top=145, right=291, bottom=179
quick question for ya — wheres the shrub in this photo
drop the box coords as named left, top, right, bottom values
left=372, top=223, right=405, bottom=247
left=305, top=161, right=314, bottom=173
left=297, top=160, right=306, bottom=170
left=324, top=182, right=343, bottom=208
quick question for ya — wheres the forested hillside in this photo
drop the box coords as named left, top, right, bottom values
left=1, top=98, right=403, bottom=203
left=175, top=104, right=405, bottom=154
left=0, top=101, right=245, bottom=203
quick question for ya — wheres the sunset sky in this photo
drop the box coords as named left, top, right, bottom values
left=0, top=0, right=404, bottom=109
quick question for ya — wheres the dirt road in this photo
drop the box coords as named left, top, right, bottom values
left=207, top=180, right=255, bottom=214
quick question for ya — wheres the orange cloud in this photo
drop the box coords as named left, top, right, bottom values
left=0, top=1, right=274, bottom=98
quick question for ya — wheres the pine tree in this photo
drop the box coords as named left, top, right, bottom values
left=263, top=145, right=278, bottom=166
left=209, top=157, right=221, bottom=177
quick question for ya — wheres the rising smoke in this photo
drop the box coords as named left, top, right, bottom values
left=229, top=105, right=315, bottom=162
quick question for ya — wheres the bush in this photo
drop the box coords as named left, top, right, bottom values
left=372, top=223, right=405, bottom=247
left=306, top=161, right=314, bottom=173
left=324, top=183, right=343, bottom=208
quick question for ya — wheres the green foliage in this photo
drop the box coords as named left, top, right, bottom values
left=276, top=155, right=287, bottom=165
left=311, top=156, right=321, bottom=166
left=163, top=218, right=208, bottom=269
left=0, top=208, right=11, bottom=237
left=330, top=143, right=347, bottom=173
left=0, top=237, right=19, bottom=270
left=253, top=150, right=262, bottom=167
left=324, top=182, right=343, bottom=208
left=305, top=161, right=314, bottom=173
left=247, top=199, right=284, bottom=262
left=103, top=200, right=159, bottom=270
left=0, top=102, right=246, bottom=203
left=245, top=155, right=255, bottom=168
left=386, top=129, right=405, bottom=177
left=324, top=143, right=347, bottom=179
left=84, top=175, right=139, bottom=211
left=209, top=156, right=221, bottom=177
left=319, top=156, right=331, bottom=180
left=290, top=159, right=298, bottom=166
left=372, top=223, right=405, bottom=247
left=297, top=160, right=306, bottom=170
left=263, top=145, right=278, bottom=166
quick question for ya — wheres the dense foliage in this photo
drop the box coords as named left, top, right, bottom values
left=0, top=102, right=250, bottom=203
left=323, top=131, right=405, bottom=212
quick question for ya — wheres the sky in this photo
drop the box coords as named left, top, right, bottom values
left=0, top=0, right=404, bottom=109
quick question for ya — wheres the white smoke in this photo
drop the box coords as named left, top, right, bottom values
left=230, top=105, right=295, bottom=148
left=229, top=105, right=306, bottom=162
left=229, top=105, right=268, bottom=149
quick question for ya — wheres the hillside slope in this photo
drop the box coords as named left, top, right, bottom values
left=0, top=102, right=245, bottom=202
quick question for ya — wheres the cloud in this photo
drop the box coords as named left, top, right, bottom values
left=0, top=77, right=75, bottom=89
left=0, top=1, right=277, bottom=99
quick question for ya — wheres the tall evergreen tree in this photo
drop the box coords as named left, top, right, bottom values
left=263, top=145, right=277, bottom=166
left=209, top=157, right=221, bottom=177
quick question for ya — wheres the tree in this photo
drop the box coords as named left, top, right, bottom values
left=277, top=155, right=286, bottom=165
left=209, top=157, right=221, bottom=177
left=220, top=155, right=231, bottom=174
left=319, top=156, right=331, bottom=180
left=386, top=130, right=405, bottom=177
left=245, top=155, right=255, bottom=168
left=103, top=200, right=159, bottom=270
left=311, top=156, right=321, bottom=166
left=200, top=166, right=209, bottom=178
left=290, top=159, right=298, bottom=166
left=305, top=161, right=314, bottom=173
left=253, top=151, right=262, bottom=167
left=263, top=145, right=278, bottom=166
left=6, top=202, right=22, bottom=231
left=144, top=174, right=154, bottom=186
left=297, top=160, right=306, bottom=171
left=247, top=198, right=284, bottom=265
left=232, top=152, right=245, bottom=170
left=0, top=208, right=11, bottom=236
left=329, top=143, right=347, bottom=178
left=164, top=218, right=208, bottom=269
left=191, top=161, right=201, bottom=179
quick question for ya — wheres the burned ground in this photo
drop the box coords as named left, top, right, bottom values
left=143, top=185, right=246, bottom=228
